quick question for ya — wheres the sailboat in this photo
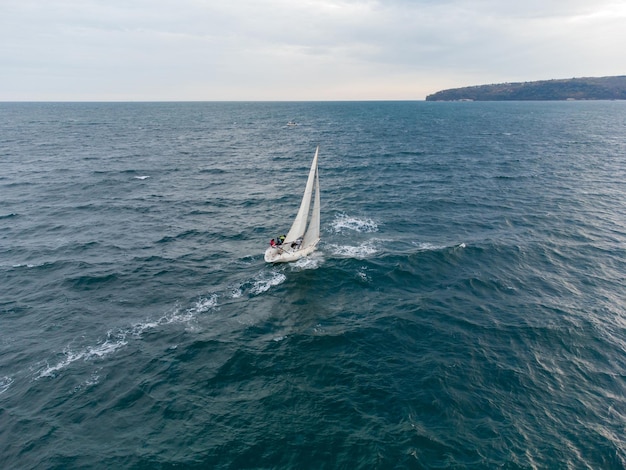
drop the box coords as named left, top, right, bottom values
left=264, top=146, right=321, bottom=263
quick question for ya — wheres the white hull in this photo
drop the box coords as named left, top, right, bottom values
left=264, top=239, right=319, bottom=263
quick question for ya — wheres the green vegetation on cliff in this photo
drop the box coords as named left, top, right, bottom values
left=425, top=76, right=626, bottom=101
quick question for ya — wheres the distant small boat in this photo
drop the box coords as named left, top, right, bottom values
left=264, top=147, right=320, bottom=263
left=286, top=121, right=298, bottom=127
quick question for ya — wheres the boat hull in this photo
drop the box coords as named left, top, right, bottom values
left=264, top=240, right=319, bottom=263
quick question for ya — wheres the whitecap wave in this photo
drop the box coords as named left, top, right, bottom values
left=356, top=267, right=370, bottom=282
left=0, top=376, right=14, bottom=395
left=329, top=240, right=378, bottom=259
left=331, top=213, right=378, bottom=233
left=134, top=175, right=150, bottom=180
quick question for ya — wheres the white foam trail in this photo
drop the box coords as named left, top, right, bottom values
left=192, top=295, right=219, bottom=314
left=36, top=330, right=129, bottom=379
left=331, top=213, right=378, bottom=233
left=84, top=331, right=128, bottom=358
left=36, top=352, right=80, bottom=379
left=413, top=242, right=447, bottom=251
left=251, top=272, right=286, bottom=295
left=291, top=254, right=323, bottom=270
left=36, top=295, right=220, bottom=379
left=230, top=268, right=290, bottom=298
left=131, top=294, right=218, bottom=335
left=412, top=241, right=466, bottom=251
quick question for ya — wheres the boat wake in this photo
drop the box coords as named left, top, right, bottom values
left=250, top=271, right=287, bottom=295
left=34, top=331, right=129, bottom=380
left=412, top=241, right=467, bottom=251
left=26, top=264, right=292, bottom=388
left=129, top=294, right=219, bottom=337
left=33, top=294, right=220, bottom=380
left=290, top=253, right=323, bottom=270
left=229, top=270, right=287, bottom=298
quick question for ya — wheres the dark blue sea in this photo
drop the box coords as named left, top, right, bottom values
left=1, top=101, right=625, bottom=469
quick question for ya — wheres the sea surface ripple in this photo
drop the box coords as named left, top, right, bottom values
left=1, top=101, right=625, bottom=468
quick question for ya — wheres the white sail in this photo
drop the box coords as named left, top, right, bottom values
left=264, top=147, right=320, bottom=263
left=302, top=165, right=320, bottom=248
left=284, top=146, right=319, bottom=244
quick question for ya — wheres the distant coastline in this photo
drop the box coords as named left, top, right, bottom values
left=425, top=75, right=626, bottom=101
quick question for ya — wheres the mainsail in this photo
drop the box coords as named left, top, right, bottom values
left=301, top=162, right=320, bottom=248
left=264, top=146, right=320, bottom=263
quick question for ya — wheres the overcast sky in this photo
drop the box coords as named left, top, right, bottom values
left=1, top=0, right=625, bottom=100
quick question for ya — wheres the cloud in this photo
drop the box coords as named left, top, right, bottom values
left=1, top=0, right=624, bottom=100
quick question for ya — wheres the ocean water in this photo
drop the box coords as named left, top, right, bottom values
left=1, top=101, right=625, bottom=469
